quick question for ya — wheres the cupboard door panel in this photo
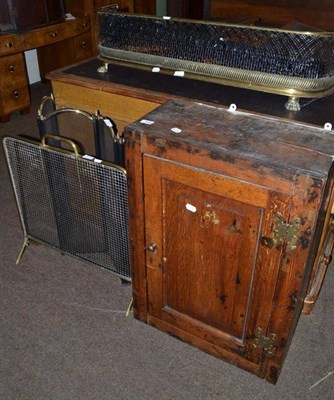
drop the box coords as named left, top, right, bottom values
left=164, top=179, right=262, bottom=340
left=143, top=155, right=291, bottom=366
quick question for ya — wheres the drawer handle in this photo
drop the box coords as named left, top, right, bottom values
left=9, top=65, right=15, bottom=72
left=51, top=31, right=58, bottom=38
left=6, top=42, right=14, bottom=48
left=82, top=22, right=88, bottom=28
left=13, top=90, right=20, bottom=99
left=81, top=41, right=86, bottom=48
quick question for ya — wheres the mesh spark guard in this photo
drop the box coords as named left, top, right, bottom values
left=3, top=136, right=131, bottom=281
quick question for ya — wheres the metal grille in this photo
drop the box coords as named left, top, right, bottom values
left=3, top=137, right=131, bottom=281
left=98, top=11, right=334, bottom=94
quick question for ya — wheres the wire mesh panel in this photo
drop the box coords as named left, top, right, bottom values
left=98, top=9, right=334, bottom=95
left=3, top=136, right=131, bottom=281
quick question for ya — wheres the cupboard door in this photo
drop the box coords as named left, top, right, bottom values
left=143, top=155, right=291, bottom=369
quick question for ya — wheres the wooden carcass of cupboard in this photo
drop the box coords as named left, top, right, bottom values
left=124, top=99, right=334, bottom=384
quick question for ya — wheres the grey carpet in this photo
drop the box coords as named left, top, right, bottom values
left=0, top=82, right=333, bottom=400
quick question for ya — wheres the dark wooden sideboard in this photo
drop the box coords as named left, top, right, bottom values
left=0, top=16, right=92, bottom=122
left=0, top=0, right=160, bottom=122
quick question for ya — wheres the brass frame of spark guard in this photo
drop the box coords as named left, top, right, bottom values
left=3, top=135, right=128, bottom=282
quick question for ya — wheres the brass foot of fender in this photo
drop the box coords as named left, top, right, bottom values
left=97, top=62, right=109, bottom=73
left=16, top=238, right=30, bottom=265
left=125, top=297, right=133, bottom=317
left=285, top=96, right=300, bottom=111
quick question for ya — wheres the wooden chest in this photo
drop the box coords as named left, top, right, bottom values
left=124, top=100, right=334, bottom=384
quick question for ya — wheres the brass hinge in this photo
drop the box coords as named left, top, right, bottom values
left=252, top=327, right=276, bottom=357
left=274, top=212, right=301, bottom=251
left=262, top=212, right=301, bottom=251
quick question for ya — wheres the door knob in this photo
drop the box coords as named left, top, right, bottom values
left=147, top=243, right=158, bottom=253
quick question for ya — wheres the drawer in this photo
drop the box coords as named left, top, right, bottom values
left=56, top=16, right=91, bottom=37
left=0, top=53, right=26, bottom=84
left=24, top=16, right=91, bottom=49
left=51, top=81, right=159, bottom=124
left=74, top=16, right=91, bottom=35
left=0, top=79, right=30, bottom=115
left=73, top=32, right=92, bottom=62
left=0, top=16, right=91, bottom=56
left=25, top=24, right=68, bottom=48
left=0, top=34, right=25, bottom=56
